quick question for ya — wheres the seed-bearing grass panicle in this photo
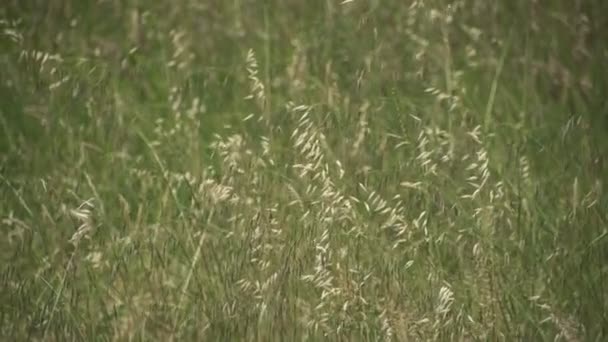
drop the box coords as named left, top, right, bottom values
left=167, top=28, right=194, bottom=71
left=288, top=103, right=384, bottom=336
left=211, top=134, right=248, bottom=176
left=414, top=125, right=455, bottom=177
left=68, top=198, right=96, bottom=247
left=205, top=120, right=290, bottom=329
left=460, top=126, right=491, bottom=201
left=245, top=48, right=267, bottom=113
left=357, top=183, right=411, bottom=248
left=432, top=282, right=480, bottom=340
left=290, top=104, right=356, bottom=225
left=18, top=49, right=72, bottom=92
left=1, top=18, right=23, bottom=44
left=170, top=87, right=204, bottom=133
left=435, top=284, right=455, bottom=320
left=350, top=101, right=370, bottom=158
left=44, top=198, right=97, bottom=338
left=519, top=154, right=532, bottom=195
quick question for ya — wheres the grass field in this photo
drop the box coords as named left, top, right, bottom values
left=1, top=1, right=607, bottom=340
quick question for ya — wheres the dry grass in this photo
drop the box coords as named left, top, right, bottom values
left=1, top=1, right=607, bottom=340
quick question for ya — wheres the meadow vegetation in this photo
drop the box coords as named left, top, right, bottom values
left=1, top=0, right=607, bottom=340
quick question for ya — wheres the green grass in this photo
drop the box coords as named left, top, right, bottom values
left=1, top=0, right=607, bottom=340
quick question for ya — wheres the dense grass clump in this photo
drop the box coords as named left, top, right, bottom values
left=1, top=1, right=607, bottom=340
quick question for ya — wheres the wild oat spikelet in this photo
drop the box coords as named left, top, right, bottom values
left=245, top=49, right=266, bottom=110
left=69, top=198, right=96, bottom=247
